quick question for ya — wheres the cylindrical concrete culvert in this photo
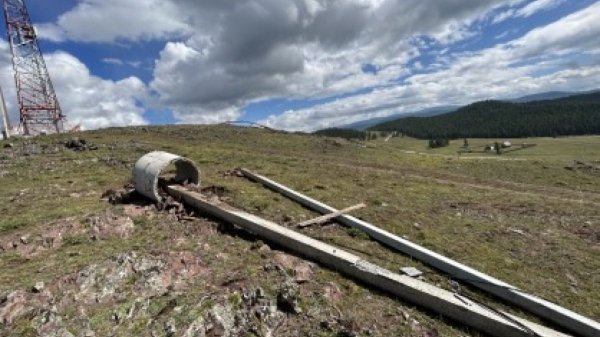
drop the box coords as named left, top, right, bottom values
left=133, top=151, right=200, bottom=202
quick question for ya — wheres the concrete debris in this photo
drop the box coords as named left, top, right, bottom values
left=101, top=183, right=138, bottom=204
left=222, top=168, right=245, bottom=177
left=401, top=267, right=424, bottom=278
left=32, top=281, right=45, bottom=293
left=64, top=137, right=98, bottom=151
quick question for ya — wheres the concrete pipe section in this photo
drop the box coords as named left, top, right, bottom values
left=133, top=151, right=200, bottom=202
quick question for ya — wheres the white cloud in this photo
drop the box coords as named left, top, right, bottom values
left=492, top=0, right=565, bottom=24
left=47, top=52, right=148, bottom=130
left=0, top=40, right=148, bottom=130
left=517, top=0, right=565, bottom=18
left=102, top=58, right=142, bottom=68
left=38, top=0, right=191, bottom=43
left=35, top=0, right=598, bottom=130
left=146, top=0, right=510, bottom=123
left=101, top=58, right=124, bottom=66
left=260, top=1, right=600, bottom=131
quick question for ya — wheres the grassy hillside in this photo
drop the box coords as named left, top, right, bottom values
left=371, top=92, right=600, bottom=139
left=1, top=126, right=599, bottom=336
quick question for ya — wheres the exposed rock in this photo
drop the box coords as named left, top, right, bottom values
left=323, top=282, right=343, bottom=302
left=337, top=319, right=359, bottom=337
left=293, top=263, right=314, bottom=283
left=272, top=251, right=299, bottom=270
left=64, top=138, right=98, bottom=151
left=164, top=318, right=177, bottom=337
left=277, top=281, right=302, bottom=314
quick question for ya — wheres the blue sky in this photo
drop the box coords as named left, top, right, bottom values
left=1, top=0, right=600, bottom=131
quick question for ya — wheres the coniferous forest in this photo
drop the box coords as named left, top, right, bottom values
left=370, top=92, right=600, bottom=139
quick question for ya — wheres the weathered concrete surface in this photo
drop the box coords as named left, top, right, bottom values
left=165, top=184, right=571, bottom=337
left=240, top=168, right=600, bottom=337
left=133, top=151, right=199, bottom=202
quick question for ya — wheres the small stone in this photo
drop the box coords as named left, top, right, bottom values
left=509, top=228, right=525, bottom=236
left=164, top=318, right=177, bottom=337
left=255, top=287, right=265, bottom=299
left=413, top=223, right=421, bottom=229
left=3, top=143, right=13, bottom=148
left=323, top=282, right=343, bottom=302
left=258, top=244, right=271, bottom=254
left=32, top=281, right=45, bottom=293
left=83, top=330, right=96, bottom=337
left=20, top=235, right=29, bottom=245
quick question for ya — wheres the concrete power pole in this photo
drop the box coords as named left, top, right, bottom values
left=0, top=86, right=10, bottom=140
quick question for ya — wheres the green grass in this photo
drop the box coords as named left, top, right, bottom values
left=1, top=125, right=599, bottom=336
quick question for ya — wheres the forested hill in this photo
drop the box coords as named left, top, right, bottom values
left=370, top=92, right=600, bottom=139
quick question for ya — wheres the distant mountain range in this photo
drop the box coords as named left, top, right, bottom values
left=508, top=89, right=600, bottom=103
left=367, top=91, right=600, bottom=139
left=338, top=89, right=600, bottom=131
left=339, top=106, right=458, bottom=130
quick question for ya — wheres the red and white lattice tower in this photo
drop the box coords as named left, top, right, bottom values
left=3, top=0, right=65, bottom=135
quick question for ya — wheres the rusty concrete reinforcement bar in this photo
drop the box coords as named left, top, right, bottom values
left=240, top=169, right=600, bottom=337
left=165, top=184, right=570, bottom=337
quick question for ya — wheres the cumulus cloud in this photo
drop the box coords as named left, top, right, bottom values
left=261, top=1, right=600, bottom=131
left=147, top=0, right=511, bottom=123
left=0, top=40, right=147, bottom=130
left=37, top=0, right=191, bottom=42
left=35, top=0, right=597, bottom=130
left=47, top=52, right=148, bottom=130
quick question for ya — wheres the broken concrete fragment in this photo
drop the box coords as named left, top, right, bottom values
left=32, top=282, right=45, bottom=293
left=401, top=267, right=423, bottom=278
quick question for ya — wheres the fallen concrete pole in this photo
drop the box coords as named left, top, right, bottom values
left=166, top=184, right=569, bottom=337
left=240, top=169, right=600, bottom=337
